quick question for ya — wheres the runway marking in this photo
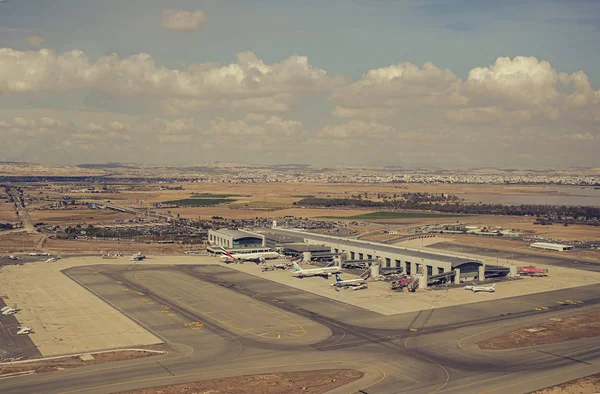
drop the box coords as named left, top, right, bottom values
left=405, top=329, right=450, bottom=394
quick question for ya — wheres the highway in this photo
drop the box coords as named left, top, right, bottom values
left=0, top=264, right=599, bottom=393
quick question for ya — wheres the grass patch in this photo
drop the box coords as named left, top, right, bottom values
left=319, top=211, right=466, bottom=220
left=162, top=198, right=236, bottom=207
left=190, top=193, right=242, bottom=198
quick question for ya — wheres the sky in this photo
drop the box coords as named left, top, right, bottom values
left=0, top=0, right=599, bottom=168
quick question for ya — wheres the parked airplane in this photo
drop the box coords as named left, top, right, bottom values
left=330, top=274, right=366, bottom=288
left=220, top=247, right=281, bottom=264
left=464, top=283, right=496, bottom=293
left=261, top=262, right=291, bottom=271
left=8, top=255, right=19, bottom=260
left=1, top=305, right=19, bottom=315
left=130, top=252, right=146, bottom=261
left=292, top=262, right=341, bottom=278
left=45, top=257, right=57, bottom=263
left=17, top=327, right=33, bottom=335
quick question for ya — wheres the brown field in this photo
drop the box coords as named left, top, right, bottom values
left=0, top=234, right=43, bottom=253
left=29, top=210, right=134, bottom=226
left=167, top=206, right=370, bottom=220
left=44, top=238, right=196, bottom=254
left=531, top=372, right=600, bottom=394
left=116, top=369, right=363, bottom=394
left=479, top=311, right=600, bottom=350
left=0, top=204, right=17, bottom=222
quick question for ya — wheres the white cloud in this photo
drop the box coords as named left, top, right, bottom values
left=319, top=120, right=395, bottom=140
left=332, top=106, right=396, bottom=120
left=160, top=9, right=206, bottom=31
left=26, top=35, right=45, bottom=47
left=0, top=49, right=334, bottom=102
left=444, top=107, right=532, bottom=124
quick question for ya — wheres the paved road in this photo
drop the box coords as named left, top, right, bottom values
left=1, top=264, right=599, bottom=394
left=429, top=242, right=600, bottom=272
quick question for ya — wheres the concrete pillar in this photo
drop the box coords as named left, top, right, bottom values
left=302, top=251, right=312, bottom=262
left=478, top=264, right=486, bottom=281
left=371, top=261, right=380, bottom=278
left=509, top=265, right=518, bottom=278
left=333, top=255, right=342, bottom=267
left=454, top=268, right=461, bottom=284
left=418, top=274, right=427, bottom=289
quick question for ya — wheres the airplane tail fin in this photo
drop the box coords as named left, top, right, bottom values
left=292, top=262, right=302, bottom=271
left=491, top=284, right=496, bottom=289
left=335, top=274, right=342, bottom=282
left=220, top=246, right=236, bottom=260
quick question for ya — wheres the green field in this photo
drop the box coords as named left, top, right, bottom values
left=319, top=211, right=465, bottom=220
left=162, top=198, right=236, bottom=206
left=190, top=193, right=241, bottom=198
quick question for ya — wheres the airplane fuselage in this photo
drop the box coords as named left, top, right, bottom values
left=293, top=266, right=341, bottom=278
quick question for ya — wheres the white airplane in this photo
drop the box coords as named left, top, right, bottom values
left=464, top=283, right=496, bottom=293
left=330, top=274, right=366, bottom=288
left=219, top=247, right=281, bottom=264
left=1, top=305, right=19, bottom=315
left=130, top=252, right=146, bottom=261
left=261, top=262, right=292, bottom=271
left=29, top=252, right=50, bottom=256
left=17, top=327, right=33, bottom=335
left=8, top=255, right=20, bottom=260
left=45, top=257, right=57, bottom=263
left=292, top=262, right=341, bottom=278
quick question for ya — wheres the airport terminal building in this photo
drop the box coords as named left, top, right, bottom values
left=265, top=228, right=490, bottom=282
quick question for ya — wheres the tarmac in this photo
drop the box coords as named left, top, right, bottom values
left=0, top=255, right=599, bottom=393
left=223, top=258, right=600, bottom=316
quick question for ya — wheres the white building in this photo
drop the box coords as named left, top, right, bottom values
left=530, top=242, right=574, bottom=252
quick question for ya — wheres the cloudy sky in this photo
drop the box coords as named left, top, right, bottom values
left=0, top=0, right=599, bottom=168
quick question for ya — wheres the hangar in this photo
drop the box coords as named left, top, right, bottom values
left=208, top=229, right=264, bottom=249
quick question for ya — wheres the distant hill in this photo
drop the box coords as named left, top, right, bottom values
left=77, top=163, right=137, bottom=169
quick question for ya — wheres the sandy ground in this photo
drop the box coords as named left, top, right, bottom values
left=115, top=369, right=363, bottom=394
left=479, top=311, right=600, bottom=350
left=44, top=238, right=192, bottom=254
left=0, top=233, right=43, bottom=253
left=530, top=372, right=600, bottom=394
left=29, top=210, right=133, bottom=226
left=0, top=203, right=17, bottom=222
left=0, top=349, right=161, bottom=375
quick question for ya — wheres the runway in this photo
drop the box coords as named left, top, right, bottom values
left=1, top=263, right=599, bottom=393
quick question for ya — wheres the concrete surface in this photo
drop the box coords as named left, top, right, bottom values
left=222, top=259, right=600, bottom=316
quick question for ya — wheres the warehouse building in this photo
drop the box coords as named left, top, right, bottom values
left=265, top=228, right=486, bottom=283
left=530, top=242, right=574, bottom=252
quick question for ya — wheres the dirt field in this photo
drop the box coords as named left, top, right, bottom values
left=0, top=350, right=160, bottom=376
left=44, top=238, right=194, bottom=254
left=0, top=203, right=17, bottom=222
left=0, top=233, right=43, bottom=252
left=479, top=311, right=600, bottom=350
left=530, top=372, right=600, bottom=394
left=29, top=210, right=134, bottom=226
left=115, top=369, right=364, bottom=394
